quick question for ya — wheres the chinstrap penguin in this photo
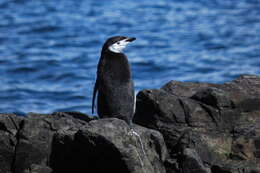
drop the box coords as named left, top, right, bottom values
left=92, top=36, right=136, bottom=126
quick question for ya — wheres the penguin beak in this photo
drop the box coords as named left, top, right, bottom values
left=126, top=37, right=136, bottom=42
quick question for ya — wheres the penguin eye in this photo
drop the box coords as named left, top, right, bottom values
left=116, top=42, right=120, bottom=45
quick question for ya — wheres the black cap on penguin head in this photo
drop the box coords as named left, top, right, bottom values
left=101, top=36, right=136, bottom=53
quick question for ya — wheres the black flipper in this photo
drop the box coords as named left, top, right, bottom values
left=92, top=55, right=105, bottom=115
left=92, top=79, right=98, bottom=114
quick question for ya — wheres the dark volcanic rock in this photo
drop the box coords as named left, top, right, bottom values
left=0, top=114, right=22, bottom=173
left=0, top=112, right=167, bottom=173
left=133, top=75, right=260, bottom=173
left=23, top=164, right=52, bottom=173
left=0, top=112, right=91, bottom=173
left=50, top=118, right=168, bottom=173
left=190, top=87, right=234, bottom=109
left=14, top=112, right=91, bottom=173
left=181, top=148, right=211, bottom=173
left=162, top=75, right=260, bottom=106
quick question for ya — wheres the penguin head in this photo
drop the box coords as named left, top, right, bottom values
left=102, top=36, right=136, bottom=54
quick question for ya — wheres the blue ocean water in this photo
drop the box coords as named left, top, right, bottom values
left=0, top=0, right=259, bottom=114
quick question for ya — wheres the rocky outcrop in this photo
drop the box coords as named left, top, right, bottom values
left=1, top=75, right=260, bottom=173
left=133, top=75, right=260, bottom=173
left=0, top=112, right=92, bottom=173
left=0, top=112, right=167, bottom=173
left=50, top=118, right=168, bottom=173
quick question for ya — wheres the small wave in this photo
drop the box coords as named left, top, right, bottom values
left=8, top=67, right=39, bottom=73
left=24, top=25, right=61, bottom=34
left=54, top=105, right=90, bottom=114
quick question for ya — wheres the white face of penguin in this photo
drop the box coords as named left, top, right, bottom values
left=108, top=39, right=130, bottom=53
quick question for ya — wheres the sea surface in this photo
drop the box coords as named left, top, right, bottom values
left=0, top=0, right=260, bottom=114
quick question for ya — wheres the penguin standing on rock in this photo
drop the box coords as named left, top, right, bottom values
left=92, top=36, right=136, bottom=126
